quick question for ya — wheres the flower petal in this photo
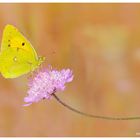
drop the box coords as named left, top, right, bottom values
left=23, top=66, right=73, bottom=106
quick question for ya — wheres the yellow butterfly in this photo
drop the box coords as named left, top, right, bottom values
left=0, top=24, right=45, bottom=78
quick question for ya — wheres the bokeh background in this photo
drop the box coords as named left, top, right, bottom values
left=0, top=3, right=140, bottom=137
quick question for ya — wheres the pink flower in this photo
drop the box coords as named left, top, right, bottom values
left=23, top=66, right=73, bottom=106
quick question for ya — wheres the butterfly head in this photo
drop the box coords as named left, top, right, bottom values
left=38, top=56, right=45, bottom=66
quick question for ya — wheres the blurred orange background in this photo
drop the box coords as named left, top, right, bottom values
left=0, top=3, right=140, bottom=137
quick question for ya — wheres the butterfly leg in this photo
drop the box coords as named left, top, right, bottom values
left=26, top=61, right=34, bottom=79
left=38, top=63, right=43, bottom=72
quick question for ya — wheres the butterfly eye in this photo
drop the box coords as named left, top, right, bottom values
left=22, top=42, right=25, bottom=46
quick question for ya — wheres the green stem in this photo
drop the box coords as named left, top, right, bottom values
left=52, top=93, right=140, bottom=120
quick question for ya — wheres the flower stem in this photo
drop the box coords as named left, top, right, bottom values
left=52, top=93, right=140, bottom=120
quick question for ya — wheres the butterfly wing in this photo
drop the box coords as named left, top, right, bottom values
left=0, top=24, right=42, bottom=78
left=0, top=47, right=39, bottom=78
left=1, top=24, right=38, bottom=58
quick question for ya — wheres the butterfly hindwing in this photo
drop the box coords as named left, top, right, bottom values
left=0, top=47, right=37, bottom=78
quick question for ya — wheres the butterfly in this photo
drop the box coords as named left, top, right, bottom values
left=0, top=24, right=45, bottom=78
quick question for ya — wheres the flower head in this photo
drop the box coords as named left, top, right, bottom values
left=24, top=66, right=73, bottom=106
